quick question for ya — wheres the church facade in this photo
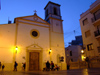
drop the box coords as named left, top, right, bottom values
left=0, top=1, right=66, bottom=71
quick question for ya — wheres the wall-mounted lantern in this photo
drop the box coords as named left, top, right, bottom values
left=49, top=49, right=52, bottom=54
left=15, top=46, right=18, bottom=53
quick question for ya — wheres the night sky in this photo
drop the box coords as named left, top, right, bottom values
left=0, top=0, right=96, bottom=47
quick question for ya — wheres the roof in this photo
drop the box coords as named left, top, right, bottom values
left=44, top=1, right=60, bottom=9
left=14, top=13, right=50, bottom=25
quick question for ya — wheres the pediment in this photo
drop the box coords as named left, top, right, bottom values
left=16, top=14, right=49, bottom=24
left=26, top=44, right=42, bottom=50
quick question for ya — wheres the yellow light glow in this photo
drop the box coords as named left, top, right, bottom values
left=81, top=50, right=84, bottom=53
left=11, top=46, right=20, bottom=53
left=49, top=49, right=52, bottom=54
left=84, top=56, right=86, bottom=59
left=15, top=46, right=18, bottom=53
left=15, top=47, right=18, bottom=50
left=81, top=55, right=86, bottom=61
left=50, top=49, right=52, bottom=52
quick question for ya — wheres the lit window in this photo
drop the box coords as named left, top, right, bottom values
left=87, top=43, right=93, bottom=51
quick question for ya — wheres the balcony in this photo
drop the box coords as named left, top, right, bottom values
left=91, top=14, right=100, bottom=26
left=94, top=30, right=100, bottom=38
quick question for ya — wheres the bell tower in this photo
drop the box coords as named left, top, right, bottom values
left=44, top=1, right=63, bottom=33
left=44, top=1, right=66, bottom=70
left=44, top=1, right=61, bottom=22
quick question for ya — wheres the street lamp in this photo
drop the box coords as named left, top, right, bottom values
left=81, top=49, right=84, bottom=54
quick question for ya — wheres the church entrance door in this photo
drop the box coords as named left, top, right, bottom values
left=29, top=52, right=39, bottom=71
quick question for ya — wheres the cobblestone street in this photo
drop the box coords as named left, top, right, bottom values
left=0, top=68, right=100, bottom=75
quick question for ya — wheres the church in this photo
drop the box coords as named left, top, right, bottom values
left=0, top=1, right=66, bottom=71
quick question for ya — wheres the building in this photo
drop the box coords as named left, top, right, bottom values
left=69, top=35, right=83, bottom=46
left=0, top=1, right=66, bottom=71
left=65, top=35, right=83, bottom=63
left=65, top=45, right=82, bottom=63
left=80, top=0, right=100, bottom=59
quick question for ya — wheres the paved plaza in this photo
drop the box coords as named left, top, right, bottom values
left=0, top=68, right=100, bottom=75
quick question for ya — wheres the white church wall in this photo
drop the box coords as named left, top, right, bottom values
left=0, top=24, right=16, bottom=47
left=51, top=33, right=64, bottom=47
left=51, top=47, right=66, bottom=70
left=18, top=19, right=49, bottom=28
left=0, top=24, right=16, bottom=71
left=16, top=23, right=49, bottom=48
left=15, top=22, right=50, bottom=70
left=52, top=20, right=62, bottom=33
left=23, top=16, right=46, bottom=23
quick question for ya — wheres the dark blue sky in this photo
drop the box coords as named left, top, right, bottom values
left=0, top=0, right=96, bottom=47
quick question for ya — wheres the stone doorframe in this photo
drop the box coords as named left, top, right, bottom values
left=26, top=44, right=43, bottom=71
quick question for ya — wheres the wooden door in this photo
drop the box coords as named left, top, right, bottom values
left=29, top=52, right=39, bottom=71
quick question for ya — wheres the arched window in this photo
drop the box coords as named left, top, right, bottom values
left=54, top=7, right=57, bottom=15
left=46, top=9, right=48, bottom=17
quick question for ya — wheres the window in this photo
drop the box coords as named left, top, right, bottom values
left=83, top=18, right=88, bottom=25
left=32, top=31, right=38, bottom=37
left=97, top=46, right=100, bottom=53
left=46, top=9, right=48, bottom=17
left=56, top=23, right=59, bottom=26
left=85, top=30, right=91, bottom=38
left=87, top=43, right=93, bottom=51
left=70, top=51, right=72, bottom=56
left=71, top=59, right=73, bottom=62
left=30, top=29, right=39, bottom=38
left=94, top=9, right=100, bottom=20
left=97, top=25, right=100, bottom=30
left=54, top=7, right=57, bottom=15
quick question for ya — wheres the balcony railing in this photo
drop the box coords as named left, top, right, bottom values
left=91, top=14, right=100, bottom=23
left=94, top=29, right=100, bottom=37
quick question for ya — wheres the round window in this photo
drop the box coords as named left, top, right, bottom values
left=32, top=31, right=38, bottom=37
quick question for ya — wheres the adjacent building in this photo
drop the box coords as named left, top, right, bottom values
left=65, top=45, right=82, bottom=63
left=80, top=0, right=100, bottom=59
left=65, top=35, right=83, bottom=63
left=69, top=35, right=83, bottom=46
left=0, top=1, right=66, bottom=71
